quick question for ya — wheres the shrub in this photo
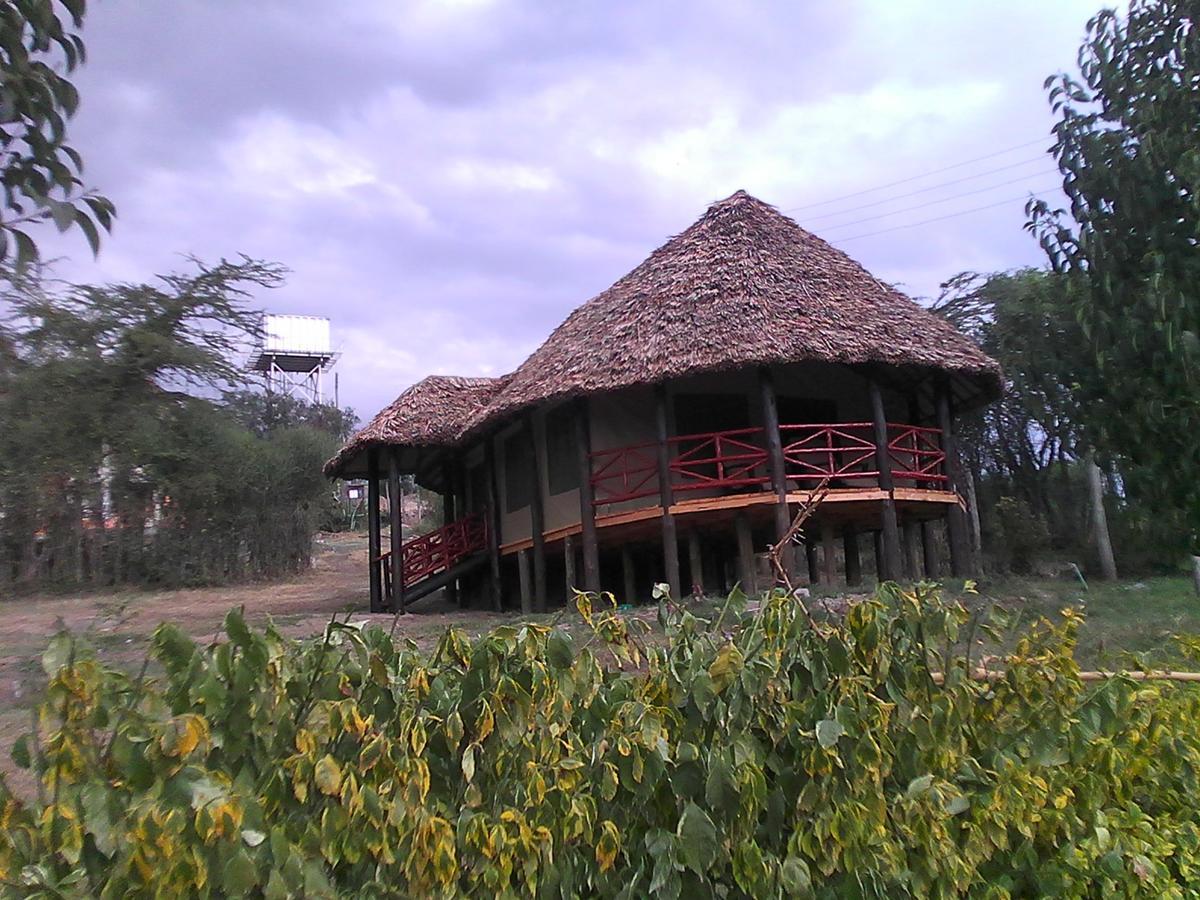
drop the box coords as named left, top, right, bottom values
left=3, top=585, right=1200, bottom=897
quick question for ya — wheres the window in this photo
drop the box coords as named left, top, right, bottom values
left=673, top=392, right=751, bottom=437
left=503, top=430, right=533, bottom=513
left=545, top=405, right=579, bottom=494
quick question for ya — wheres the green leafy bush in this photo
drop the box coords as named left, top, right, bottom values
left=3, top=585, right=1200, bottom=897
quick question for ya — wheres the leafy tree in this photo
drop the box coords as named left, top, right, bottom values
left=1, top=0, right=113, bottom=267
left=223, top=388, right=357, bottom=442
left=1029, top=0, right=1200, bottom=560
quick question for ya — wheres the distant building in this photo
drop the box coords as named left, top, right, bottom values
left=249, top=314, right=338, bottom=404
left=327, top=192, right=1001, bottom=612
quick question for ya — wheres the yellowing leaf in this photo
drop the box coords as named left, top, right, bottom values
left=596, top=820, right=620, bottom=872
left=314, top=755, right=342, bottom=796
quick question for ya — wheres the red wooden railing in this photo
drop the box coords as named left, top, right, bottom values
left=378, top=511, right=488, bottom=594
left=590, top=422, right=946, bottom=508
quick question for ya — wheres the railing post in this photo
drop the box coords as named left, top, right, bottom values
left=758, top=367, right=793, bottom=576
left=654, top=384, right=681, bottom=601
left=483, top=437, right=504, bottom=611
left=869, top=380, right=903, bottom=581
left=366, top=448, right=383, bottom=613
left=935, top=378, right=972, bottom=577
left=574, top=398, right=601, bottom=593
left=389, top=449, right=405, bottom=614
left=525, top=414, right=547, bottom=612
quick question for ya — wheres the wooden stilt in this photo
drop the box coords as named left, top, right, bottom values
left=653, top=384, right=682, bottom=601
left=526, top=415, right=547, bottom=612
left=843, top=525, right=861, bottom=585
left=389, top=450, right=405, bottom=614
left=869, top=379, right=903, bottom=580
left=921, top=520, right=941, bottom=578
left=903, top=520, right=921, bottom=581
left=735, top=512, right=755, bottom=594
left=936, top=379, right=972, bottom=577
left=873, top=530, right=884, bottom=583
left=805, top=540, right=820, bottom=585
left=759, top=367, right=792, bottom=573
left=483, top=438, right=503, bottom=612
left=820, top=519, right=836, bottom=585
left=441, top=458, right=457, bottom=607
left=687, top=530, right=703, bottom=597
left=367, top=449, right=383, bottom=613
left=621, top=545, right=636, bottom=605
left=574, top=398, right=600, bottom=592
left=517, top=549, right=532, bottom=614
left=564, top=534, right=577, bottom=600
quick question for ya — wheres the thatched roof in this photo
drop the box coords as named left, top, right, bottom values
left=324, top=375, right=507, bottom=478
left=326, top=190, right=1001, bottom=478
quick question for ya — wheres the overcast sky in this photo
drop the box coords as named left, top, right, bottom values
left=36, top=0, right=1106, bottom=421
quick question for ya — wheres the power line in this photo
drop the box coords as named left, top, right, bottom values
left=818, top=174, right=1060, bottom=232
left=830, top=191, right=1055, bottom=243
left=784, top=137, right=1051, bottom=213
left=803, top=159, right=1054, bottom=225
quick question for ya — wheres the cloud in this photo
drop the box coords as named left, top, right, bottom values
left=30, top=0, right=1101, bottom=420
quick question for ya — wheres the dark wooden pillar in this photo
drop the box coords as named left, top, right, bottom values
left=653, top=385, right=682, bottom=600
left=903, top=519, right=921, bottom=581
left=687, top=531, right=704, bottom=597
left=805, top=540, right=820, bottom=585
left=366, top=449, right=383, bottom=613
left=759, top=367, right=792, bottom=571
left=441, top=458, right=457, bottom=607
left=483, top=438, right=503, bottom=612
left=935, top=379, right=972, bottom=577
left=564, top=534, right=577, bottom=599
left=573, top=398, right=600, bottom=592
left=517, top=548, right=532, bottom=614
left=389, top=451, right=406, bottom=614
left=869, top=380, right=903, bottom=580
left=820, top=520, right=836, bottom=585
left=921, top=520, right=941, bottom=578
left=525, top=415, right=547, bottom=612
left=621, top=545, right=636, bottom=604
left=873, top=530, right=884, bottom=580
left=734, top=512, right=755, bottom=594
left=843, top=525, right=861, bottom=585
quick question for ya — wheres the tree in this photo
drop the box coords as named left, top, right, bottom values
left=1, top=0, right=113, bottom=267
left=1029, top=0, right=1200, bottom=579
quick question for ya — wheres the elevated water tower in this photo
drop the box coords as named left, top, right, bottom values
left=248, top=314, right=339, bottom=404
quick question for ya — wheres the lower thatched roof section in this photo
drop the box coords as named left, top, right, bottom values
left=323, top=375, right=507, bottom=478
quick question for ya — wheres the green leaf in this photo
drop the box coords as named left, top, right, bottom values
left=780, top=856, right=813, bottom=896
left=547, top=630, right=574, bottom=670
left=816, top=719, right=844, bottom=749
left=41, top=632, right=72, bottom=675
left=11, top=735, right=30, bottom=770
left=906, top=774, right=934, bottom=798
left=676, top=802, right=718, bottom=875
left=75, top=208, right=100, bottom=256
left=462, top=743, right=477, bottom=783
left=223, top=847, right=258, bottom=895
left=13, top=229, right=37, bottom=272
left=314, top=755, right=342, bottom=796
left=704, top=757, right=739, bottom=817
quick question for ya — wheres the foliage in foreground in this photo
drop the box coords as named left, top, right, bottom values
left=3, top=585, right=1200, bottom=898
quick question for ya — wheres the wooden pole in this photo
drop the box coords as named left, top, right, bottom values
left=921, top=520, right=941, bottom=578
left=574, top=398, right=600, bottom=592
left=366, top=449, right=383, bottom=613
left=820, top=519, right=836, bottom=585
left=517, top=548, right=532, bottom=614
left=653, top=384, right=682, bottom=600
left=873, top=530, right=884, bottom=581
left=1085, top=451, right=1118, bottom=581
left=621, top=545, right=636, bottom=605
left=526, top=415, right=548, bottom=612
left=483, top=438, right=503, bottom=612
left=389, top=450, right=405, bottom=614
left=441, top=458, right=457, bottom=607
left=842, top=525, right=861, bottom=585
left=869, top=380, right=903, bottom=580
left=759, top=367, right=793, bottom=572
left=902, top=519, right=921, bottom=581
left=935, top=379, right=972, bottom=577
left=687, top=530, right=704, bottom=597
left=735, top=512, right=755, bottom=594
left=564, top=533, right=577, bottom=599
left=805, top=540, right=820, bottom=585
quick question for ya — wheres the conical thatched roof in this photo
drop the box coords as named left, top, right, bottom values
left=326, top=191, right=1000, bottom=479
left=470, top=190, right=999, bottom=432
left=324, top=375, right=507, bottom=478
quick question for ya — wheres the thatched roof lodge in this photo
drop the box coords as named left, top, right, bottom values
left=328, top=191, right=999, bottom=613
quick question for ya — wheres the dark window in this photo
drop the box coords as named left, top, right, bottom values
left=673, top=392, right=751, bottom=437
left=545, top=405, right=579, bottom=494
left=504, top=430, right=533, bottom=513
left=777, top=396, right=837, bottom=426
